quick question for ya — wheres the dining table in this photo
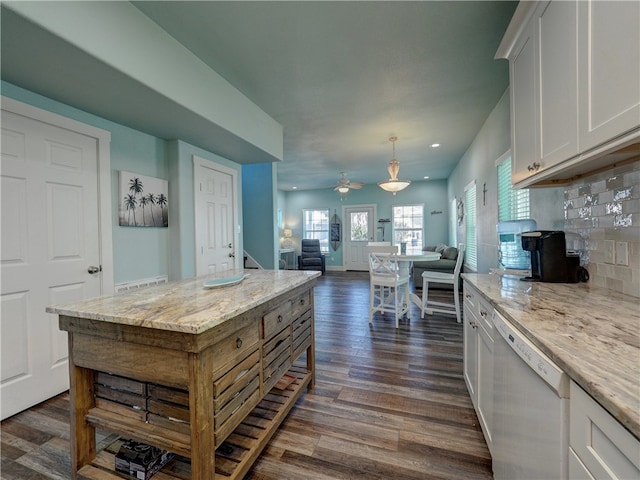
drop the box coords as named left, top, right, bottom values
left=395, top=251, right=441, bottom=309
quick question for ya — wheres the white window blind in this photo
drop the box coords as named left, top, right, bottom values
left=302, top=209, right=330, bottom=252
left=464, top=182, right=477, bottom=271
left=449, top=197, right=457, bottom=247
left=497, top=156, right=530, bottom=221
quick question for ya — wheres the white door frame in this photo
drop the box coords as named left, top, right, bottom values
left=193, top=155, right=241, bottom=275
left=342, top=203, right=377, bottom=271
left=1, top=96, right=114, bottom=294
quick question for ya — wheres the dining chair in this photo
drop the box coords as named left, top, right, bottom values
left=368, top=251, right=410, bottom=328
left=421, top=243, right=465, bottom=323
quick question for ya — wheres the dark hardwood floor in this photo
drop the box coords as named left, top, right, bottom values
left=1, top=271, right=492, bottom=480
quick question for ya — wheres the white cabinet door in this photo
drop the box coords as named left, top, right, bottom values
left=510, top=19, right=538, bottom=185
left=537, top=0, right=579, bottom=167
left=476, top=303, right=494, bottom=452
left=578, top=0, right=640, bottom=152
left=463, top=304, right=478, bottom=406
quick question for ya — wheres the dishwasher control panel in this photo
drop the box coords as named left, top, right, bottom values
left=493, top=310, right=569, bottom=396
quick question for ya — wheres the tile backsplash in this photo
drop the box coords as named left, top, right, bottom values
left=564, top=158, right=640, bottom=297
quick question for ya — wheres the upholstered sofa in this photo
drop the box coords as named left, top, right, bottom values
left=412, top=244, right=459, bottom=289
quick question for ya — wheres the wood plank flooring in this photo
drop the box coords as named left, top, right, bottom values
left=1, top=271, right=492, bottom=480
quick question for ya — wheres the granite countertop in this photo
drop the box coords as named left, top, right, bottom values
left=462, top=272, right=640, bottom=440
left=47, top=269, right=320, bottom=335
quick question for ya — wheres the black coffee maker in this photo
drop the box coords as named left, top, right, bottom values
left=520, top=231, right=580, bottom=283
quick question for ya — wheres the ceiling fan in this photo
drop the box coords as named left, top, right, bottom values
left=333, top=172, right=364, bottom=195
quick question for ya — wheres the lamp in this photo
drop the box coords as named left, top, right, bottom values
left=378, top=137, right=411, bottom=195
left=283, top=228, right=293, bottom=248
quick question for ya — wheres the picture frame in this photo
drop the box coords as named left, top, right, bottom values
left=118, top=171, right=169, bottom=227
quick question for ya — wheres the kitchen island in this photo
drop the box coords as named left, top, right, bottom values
left=47, top=269, right=320, bottom=480
left=463, top=273, right=640, bottom=440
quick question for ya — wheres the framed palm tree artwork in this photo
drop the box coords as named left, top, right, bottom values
left=118, top=171, right=169, bottom=227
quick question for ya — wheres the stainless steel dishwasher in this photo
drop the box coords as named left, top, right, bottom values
left=492, top=310, right=570, bottom=480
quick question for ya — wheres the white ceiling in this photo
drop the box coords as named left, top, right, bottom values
left=1, top=1, right=517, bottom=191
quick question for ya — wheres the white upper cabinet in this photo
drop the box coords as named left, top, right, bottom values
left=578, top=1, right=640, bottom=152
left=537, top=1, right=579, bottom=169
left=497, top=0, right=640, bottom=188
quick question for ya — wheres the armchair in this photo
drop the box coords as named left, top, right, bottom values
left=298, top=239, right=325, bottom=274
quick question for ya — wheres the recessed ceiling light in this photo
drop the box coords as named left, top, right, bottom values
left=423, top=176, right=430, bottom=179
left=292, top=186, right=297, bottom=190
left=431, top=143, right=440, bottom=148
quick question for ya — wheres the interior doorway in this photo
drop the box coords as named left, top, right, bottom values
left=193, top=156, right=240, bottom=276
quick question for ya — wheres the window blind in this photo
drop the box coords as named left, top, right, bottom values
left=497, top=156, right=530, bottom=221
left=464, top=182, right=477, bottom=270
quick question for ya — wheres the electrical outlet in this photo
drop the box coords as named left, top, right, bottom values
left=616, top=241, right=629, bottom=266
left=604, top=240, right=616, bottom=264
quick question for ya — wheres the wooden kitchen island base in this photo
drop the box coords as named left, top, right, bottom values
left=49, top=271, right=320, bottom=480
left=77, top=365, right=311, bottom=480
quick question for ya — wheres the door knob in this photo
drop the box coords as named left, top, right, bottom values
left=88, top=266, right=101, bottom=274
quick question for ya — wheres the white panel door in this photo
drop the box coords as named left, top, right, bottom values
left=343, top=205, right=376, bottom=271
left=194, top=156, right=238, bottom=276
left=1, top=110, right=101, bottom=419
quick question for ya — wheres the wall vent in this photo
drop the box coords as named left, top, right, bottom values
left=115, top=275, right=168, bottom=294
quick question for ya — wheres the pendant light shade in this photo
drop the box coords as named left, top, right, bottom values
left=378, top=137, right=411, bottom=195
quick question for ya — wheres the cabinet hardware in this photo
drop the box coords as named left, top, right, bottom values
left=527, top=162, right=541, bottom=173
left=87, top=265, right=101, bottom=274
left=277, top=315, right=283, bottom=323
left=235, top=337, right=243, bottom=349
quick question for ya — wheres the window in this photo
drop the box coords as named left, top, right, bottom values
left=464, top=182, right=477, bottom=270
left=497, top=154, right=530, bottom=221
left=302, top=209, right=329, bottom=252
left=392, top=204, right=424, bottom=252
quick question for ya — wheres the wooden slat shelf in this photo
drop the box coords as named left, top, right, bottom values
left=79, top=367, right=311, bottom=480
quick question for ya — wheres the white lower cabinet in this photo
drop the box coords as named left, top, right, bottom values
left=569, top=381, right=640, bottom=479
left=462, top=282, right=494, bottom=453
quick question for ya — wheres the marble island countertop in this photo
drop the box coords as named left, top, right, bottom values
left=47, top=269, right=320, bottom=335
left=462, top=273, right=640, bottom=440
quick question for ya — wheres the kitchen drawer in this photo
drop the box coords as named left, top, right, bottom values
left=570, top=380, right=640, bottom=479
left=213, top=350, right=261, bottom=445
left=477, top=297, right=494, bottom=336
left=263, top=301, right=293, bottom=340
left=292, top=310, right=312, bottom=360
left=210, top=322, right=260, bottom=380
left=291, top=289, right=312, bottom=320
left=262, top=327, right=292, bottom=392
left=463, top=283, right=479, bottom=313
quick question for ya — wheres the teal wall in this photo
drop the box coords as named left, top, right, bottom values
left=281, top=179, right=450, bottom=269
left=2, top=81, right=244, bottom=283
left=447, top=88, right=564, bottom=273
left=242, top=163, right=277, bottom=269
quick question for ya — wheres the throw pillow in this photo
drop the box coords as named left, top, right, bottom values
left=442, top=246, right=458, bottom=260
left=435, top=243, right=447, bottom=254
left=423, top=245, right=436, bottom=252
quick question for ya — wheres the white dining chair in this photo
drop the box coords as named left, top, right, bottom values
left=368, top=251, right=410, bottom=328
left=421, top=244, right=465, bottom=323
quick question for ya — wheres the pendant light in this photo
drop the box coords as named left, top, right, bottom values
left=378, top=137, right=411, bottom=195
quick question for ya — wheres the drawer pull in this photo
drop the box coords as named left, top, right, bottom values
left=465, top=293, right=472, bottom=299
left=299, top=298, right=305, bottom=305
left=235, top=337, right=243, bottom=349
left=480, top=310, right=488, bottom=318
left=278, top=315, right=283, bottom=323
left=274, top=339, right=285, bottom=349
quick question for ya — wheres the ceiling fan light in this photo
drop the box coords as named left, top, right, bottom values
left=337, top=186, right=350, bottom=194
